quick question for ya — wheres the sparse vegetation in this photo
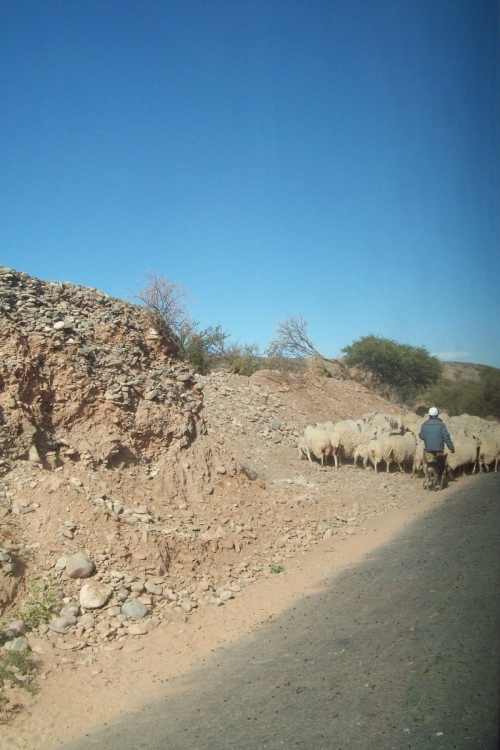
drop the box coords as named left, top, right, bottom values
left=425, top=366, right=500, bottom=418
left=135, top=271, right=262, bottom=375
left=0, top=649, right=39, bottom=723
left=267, top=315, right=349, bottom=377
left=0, top=650, right=39, bottom=695
left=10, top=579, right=60, bottom=629
left=269, top=564, right=284, bottom=574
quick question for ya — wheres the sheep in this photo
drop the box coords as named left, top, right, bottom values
left=476, top=436, right=500, bottom=472
left=353, top=443, right=370, bottom=469
left=297, top=435, right=310, bottom=462
left=380, top=432, right=417, bottom=473
left=370, top=413, right=399, bottom=430
left=412, top=441, right=425, bottom=478
left=300, top=426, right=332, bottom=466
left=400, top=411, right=419, bottom=429
left=367, top=439, right=386, bottom=473
left=335, top=423, right=376, bottom=464
left=445, top=437, right=480, bottom=475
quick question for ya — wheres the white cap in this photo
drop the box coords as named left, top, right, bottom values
left=428, top=407, right=439, bottom=416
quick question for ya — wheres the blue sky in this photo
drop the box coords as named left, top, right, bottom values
left=1, top=1, right=499, bottom=366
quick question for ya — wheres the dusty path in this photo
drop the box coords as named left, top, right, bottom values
left=61, top=472, right=500, bottom=750
left=5, top=473, right=496, bottom=750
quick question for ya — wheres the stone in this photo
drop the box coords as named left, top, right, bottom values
left=80, top=582, right=113, bottom=609
left=29, top=639, right=54, bottom=655
left=48, top=615, right=77, bottom=634
left=130, top=581, right=145, bottom=593
left=215, top=466, right=226, bottom=474
left=60, top=603, right=80, bottom=617
left=162, top=607, right=187, bottom=624
left=122, top=642, right=144, bottom=653
left=66, top=552, right=95, bottom=579
left=145, top=581, right=162, bottom=596
left=121, top=599, right=149, bottom=620
left=3, top=619, right=27, bottom=637
left=142, top=617, right=160, bottom=631
left=28, top=445, right=42, bottom=463
left=3, top=637, right=28, bottom=652
left=127, top=623, right=147, bottom=635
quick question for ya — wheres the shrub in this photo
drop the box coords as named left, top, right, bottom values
left=11, top=579, right=60, bottom=628
left=341, top=334, right=443, bottom=400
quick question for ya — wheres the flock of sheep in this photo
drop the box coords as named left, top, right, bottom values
left=298, top=411, right=500, bottom=478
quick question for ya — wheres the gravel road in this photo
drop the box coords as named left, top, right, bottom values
left=63, top=473, right=500, bottom=750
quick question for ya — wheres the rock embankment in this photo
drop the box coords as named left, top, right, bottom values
left=0, top=265, right=421, bottom=712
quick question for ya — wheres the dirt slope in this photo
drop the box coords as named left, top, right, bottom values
left=0, top=265, right=441, bottom=748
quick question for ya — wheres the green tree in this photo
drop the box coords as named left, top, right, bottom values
left=341, top=334, right=443, bottom=400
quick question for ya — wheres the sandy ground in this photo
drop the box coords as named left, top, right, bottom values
left=0, top=475, right=466, bottom=750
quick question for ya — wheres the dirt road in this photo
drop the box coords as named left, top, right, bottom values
left=61, top=473, right=500, bottom=750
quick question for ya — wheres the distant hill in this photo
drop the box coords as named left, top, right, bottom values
left=440, top=361, right=497, bottom=385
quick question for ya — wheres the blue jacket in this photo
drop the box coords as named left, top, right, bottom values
left=419, top=417, right=454, bottom=452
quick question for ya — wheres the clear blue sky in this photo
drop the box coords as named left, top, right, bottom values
left=1, top=1, right=499, bottom=366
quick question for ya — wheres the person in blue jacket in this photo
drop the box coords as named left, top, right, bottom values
left=419, top=407, right=455, bottom=485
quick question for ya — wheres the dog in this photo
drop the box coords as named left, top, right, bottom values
left=423, top=461, right=444, bottom=492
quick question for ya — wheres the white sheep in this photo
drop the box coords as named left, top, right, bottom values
left=476, top=436, right=500, bottom=472
left=367, top=439, right=385, bottom=473
left=353, top=443, right=370, bottom=469
left=412, top=441, right=425, bottom=478
left=300, top=426, right=332, bottom=467
left=370, top=413, right=399, bottom=430
left=297, top=435, right=310, bottom=462
left=380, top=432, right=417, bottom=473
left=445, top=437, right=480, bottom=475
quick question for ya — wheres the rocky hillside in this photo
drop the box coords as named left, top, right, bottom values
left=0, top=264, right=420, bottom=690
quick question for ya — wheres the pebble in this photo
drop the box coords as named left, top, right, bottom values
left=48, top=616, right=77, bottom=634
left=66, top=552, right=95, bottom=579
left=3, top=637, right=28, bottom=652
left=29, top=639, right=55, bottom=655
left=80, top=582, right=113, bottom=609
left=122, top=599, right=149, bottom=620
left=145, top=581, right=163, bottom=596
left=162, top=608, right=187, bottom=624
left=122, top=642, right=144, bottom=653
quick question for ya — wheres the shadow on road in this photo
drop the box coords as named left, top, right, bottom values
left=63, top=474, right=500, bottom=750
